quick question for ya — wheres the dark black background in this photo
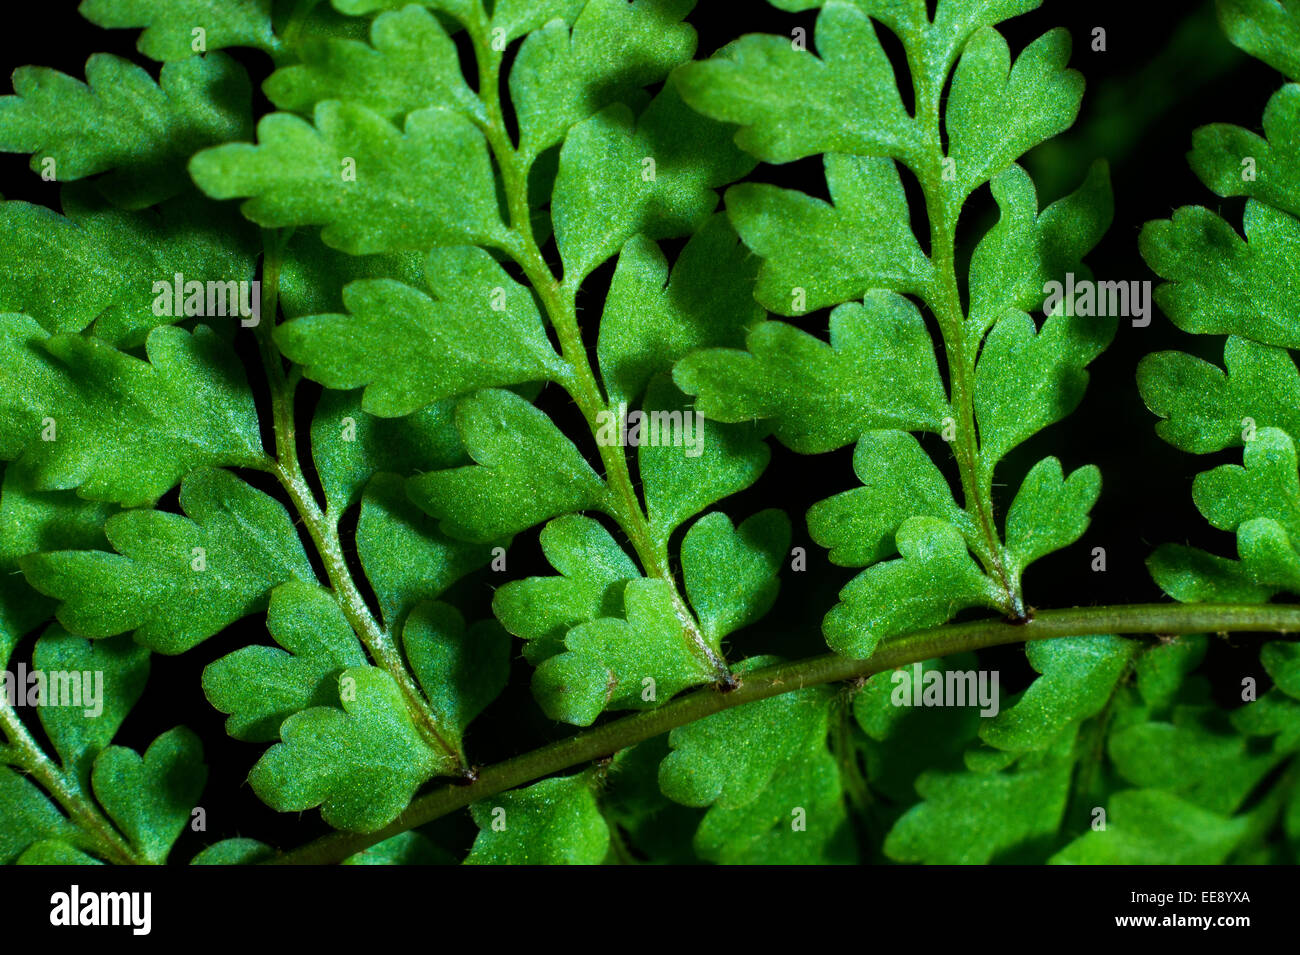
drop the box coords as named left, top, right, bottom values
left=0, top=0, right=1283, bottom=862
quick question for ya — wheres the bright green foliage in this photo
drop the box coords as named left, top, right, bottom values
left=807, top=430, right=967, bottom=567
left=823, top=518, right=1005, bottom=659
left=1264, top=640, right=1300, bottom=698
left=677, top=292, right=951, bottom=455
left=492, top=515, right=639, bottom=664
left=191, top=102, right=507, bottom=254
left=466, top=773, right=609, bottom=864
left=533, top=579, right=723, bottom=726
left=23, top=468, right=314, bottom=653
left=0, top=184, right=256, bottom=343
left=190, top=838, right=273, bottom=865
left=342, top=831, right=454, bottom=865
left=309, top=389, right=465, bottom=517
left=34, top=630, right=150, bottom=787
left=680, top=511, right=789, bottom=645
left=885, top=750, right=1074, bottom=864
left=401, top=601, right=511, bottom=762
left=637, top=380, right=770, bottom=550
left=1216, top=0, right=1300, bottom=79
left=1051, top=790, right=1249, bottom=864
left=91, top=728, right=207, bottom=864
left=248, top=666, right=448, bottom=832
left=357, top=473, right=493, bottom=627
left=659, top=662, right=853, bottom=863
left=980, top=636, right=1138, bottom=752
left=510, top=0, right=696, bottom=160
left=0, top=470, right=117, bottom=650
left=276, top=248, right=565, bottom=416
left=0, top=0, right=1293, bottom=870
left=551, top=86, right=756, bottom=284
left=596, top=217, right=761, bottom=413
left=0, top=626, right=207, bottom=865
left=203, top=581, right=366, bottom=742
left=1108, top=709, right=1283, bottom=816
left=265, top=6, right=474, bottom=120
left=0, top=54, right=252, bottom=208
left=0, top=320, right=263, bottom=507
left=80, top=0, right=279, bottom=61
left=723, top=155, right=931, bottom=315
left=0, top=769, right=77, bottom=865
left=1128, top=0, right=1300, bottom=868
left=1141, top=0, right=1300, bottom=610
left=409, top=388, right=609, bottom=542
left=674, top=0, right=1111, bottom=655
left=1139, top=337, right=1300, bottom=454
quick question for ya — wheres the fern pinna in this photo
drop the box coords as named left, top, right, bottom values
left=0, top=0, right=1293, bottom=867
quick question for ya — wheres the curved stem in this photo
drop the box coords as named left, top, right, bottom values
left=254, top=231, right=461, bottom=767
left=463, top=6, right=729, bottom=682
left=267, top=601, right=1300, bottom=864
left=912, top=49, right=1019, bottom=616
left=0, top=699, right=137, bottom=865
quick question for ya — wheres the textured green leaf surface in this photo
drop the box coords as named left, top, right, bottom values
left=190, top=838, right=272, bottom=865
left=824, top=517, right=1005, bottom=659
left=980, top=635, right=1137, bottom=753
left=551, top=85, right=755, bottom=283
left=1051, top=789, right=1248, bottom=864
left=18, top=840, right=102, bottom=865
left=675, top=2, right=915, bottom=164
left=967, top=162, right=1112, bottom=335
left=1190, top=84, right=1300, bottom=218
left=637, top=380, right=770, bottom=550
left=22, top=468, right=314, bottom=653
left=0, top=319, right=262, bottom=507
left=1138, top=337, right=1300, bottom=454
left=0, top=768, right=76, bottom=864
left=202, top=581, right=365, bottom=742
left=34, top=628, right=149, bottom=787
left=1216, top=0, right=1300, bottom=80
left=357, top=473, right=492, bottom=627
left=80, top=0, right=279, bottom=61
left=466, top=773, right=609, bottom=864
left=660, top=666, right=851, bottom=864
left=0, top=186, right=256, bottom=343
left=408, top=388, right=608, bottom=542
left=265, top=6, right=474, bottom=120
left=492, top=515, right=639, bottom=664
left=727, top=154, right=930, bottom=316
left=974, top=310, right=1114, bottom=476
left=309, top=389, right=465, bottom=517
left=1141, top=202, right=1300, bottom=347
left=249, top=666, right=446, bottom=832
left=92, top=727, right=206, bottom=864
left=533, top=579, right=717, bottom=725
left=944, top=27, right=1083, bottom=200
left=1108, top=710, right=1282, bottom=816
left=1004, top=458, right=1101, bottom=584
left=191, top=101, right=506, bottom=254
left=597, top=216, right=760, bottom=407
left=681, top=510, right=789, bottom=646
left=0, top=53, right=252, bottom=208
left=342, top=831, right=454, bottom=865
left=884, top=751, right=1072, bottom=864
left=1264, top=640, right=1300, bottom=698
left=0, top=469, right=116, bottom=646
left=675, top=292, right=950, bottom=454
left=402, top=601, right=510, bottom=761
left=278, top=248, right=563, bottom=417
left=808, top=430, right=966, bottom=568
left=510, top=0, right=697, bottom=160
